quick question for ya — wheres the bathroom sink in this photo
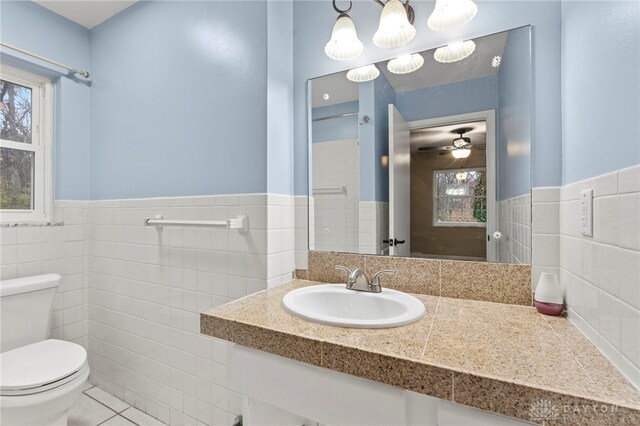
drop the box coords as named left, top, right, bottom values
left=282, top=284, right=426, bottom=328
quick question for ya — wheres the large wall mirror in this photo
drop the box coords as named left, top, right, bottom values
left=307, top=26, right=532, bottom=264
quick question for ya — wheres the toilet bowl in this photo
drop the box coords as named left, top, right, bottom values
left=0, top=274, right=90, bottom=426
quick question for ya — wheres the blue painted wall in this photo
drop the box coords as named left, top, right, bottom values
left=561, top=0, right=640, bottom=184
left=0, top=1, right=91, bottom=200
left=372, top=73, right=394, bottom=203
left=311, top=101, right=359, bottom=143
left=498, top=27, right=532, bottom=200
left=267, top=1, right=294, bottom=195
left=395, top=76, right=498, bottom=122
left=293, top=1, right=562, bottom=195
left=358, top=72, right=395, bottom=202
left=90, top=1, right=269, bottom=199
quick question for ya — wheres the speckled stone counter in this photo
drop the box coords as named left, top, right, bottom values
left=201, top=280, right=640, bottom=425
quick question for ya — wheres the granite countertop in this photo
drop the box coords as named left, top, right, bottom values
left=201, top=279, right=640, bottom=425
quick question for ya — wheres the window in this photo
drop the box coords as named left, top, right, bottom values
left=0, top=66, right=51, bottom=222
left=433, top=168, right=486, bottom=227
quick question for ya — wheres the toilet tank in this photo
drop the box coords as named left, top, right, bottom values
left=0, top=274, right=61, bottom=352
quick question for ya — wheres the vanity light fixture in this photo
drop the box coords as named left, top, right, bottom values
left=373, top=0, right=416, bottom=49
left=427, top=0, right=478, bottom=31
left=387, top=53, right=424, bottom=74
left=324, top=1, right=364, bottom=61
left=434, top=40, right=476, bottom=63
left=451, top=147, right=472, bottom=159
left=346, top=64, right=380, bottom=82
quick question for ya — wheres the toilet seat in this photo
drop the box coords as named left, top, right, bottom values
left=0, top=339, right=87, bottom=396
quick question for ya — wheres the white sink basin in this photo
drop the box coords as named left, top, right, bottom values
left=282, top=284, right=426, bottom=328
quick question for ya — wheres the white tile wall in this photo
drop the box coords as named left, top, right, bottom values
left=358, top=201, right=389, bottom=255
left=312, top=140, right=360, bottom=253
left=497, top=193, right=532, bottom=264
left=85, top=194, right=296, bottom=425
left=532, top=165, right=640, bottom=389
left=0, top=201, right=88, bottom=348
left=294, top=196, right=310, bottom=269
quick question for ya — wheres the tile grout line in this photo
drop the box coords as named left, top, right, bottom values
left=95, top=413, right=119, bottom=426
left=539, top=315, right=606, bottom=400
left=83, top=387, right=144, bottom=426
left=420, top=296, right=441, bottom=359
left=119, top=408, right=144, bottom=426
left=83, top=390, right=130, bottom=416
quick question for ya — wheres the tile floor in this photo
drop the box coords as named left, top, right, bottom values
left=69, top=383, right=165, bottom=426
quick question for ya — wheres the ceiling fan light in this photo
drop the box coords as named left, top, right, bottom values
left=456, top=171, right=468, bottom=181
left=387, top=53, right=424, bottom=74
left=373, top=0, right=416, bottom=49
left=428, top=0, right=478, bottom=31
left=451, top=147, right=472, bottom=159
left=452, top=136, right=468, bottom=147
left=346, top=64, right=380, bottom=82
left=434, top=40, right=476, bottom=63
left=324, top=14, right=364, bottom=61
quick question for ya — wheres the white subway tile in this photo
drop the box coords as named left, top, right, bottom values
left=531, top=187, right=560, bottom=203
left=594, top=196, right=620, bottom=246
left=592, top=171, right=618, bottom=197
left=619, top=301, right=640, bottom=369
left=618, top=165, right=640, bottom=194
left=619, top=193, right=640, bottom=250
left=532, top=235, right=559, bottom=267
left=598, top=290, right=622, bottom=350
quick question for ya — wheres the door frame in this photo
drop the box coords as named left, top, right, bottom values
left=406, top=110, right=497, bottom=262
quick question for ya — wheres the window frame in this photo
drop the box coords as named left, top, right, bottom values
left=0, top=65, right=52, bottom=223
left=432, top=167, right=487, bottom=228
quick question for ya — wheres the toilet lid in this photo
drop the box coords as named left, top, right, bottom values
left=0, top=339, right=87, bottom=392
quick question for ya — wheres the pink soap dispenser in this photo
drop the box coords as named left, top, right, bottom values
left=534, top=273, right=564, bottom=316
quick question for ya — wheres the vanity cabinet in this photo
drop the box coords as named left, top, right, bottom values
left=230, top=344, right=530, bottom=426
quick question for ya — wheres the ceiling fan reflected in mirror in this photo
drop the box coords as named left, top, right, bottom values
left=416, top=127, right=485, bottom=158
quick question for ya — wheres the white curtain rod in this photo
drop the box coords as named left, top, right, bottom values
left=0, top=41, right=91, bottom=79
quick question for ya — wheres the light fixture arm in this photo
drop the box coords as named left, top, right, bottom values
left=372, top=0, right=415, bottom=24
left=333, top=0, right=353, bottom=14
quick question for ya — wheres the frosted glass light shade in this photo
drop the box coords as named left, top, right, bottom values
left=451, top=148, right=471, bottom=159
left=434, top=40, right=476, bottom=63
left=373, top=0, right=416, bottom=49
left=346, top=64, right=380, bottom=82
left=324, top=14, right=364, bottom=61
left=428, top=0, right=478, bottom=31
left=387, top=53, right=424, bottom=74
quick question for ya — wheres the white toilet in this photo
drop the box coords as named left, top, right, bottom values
left=0, top=274, right=90, bottom=426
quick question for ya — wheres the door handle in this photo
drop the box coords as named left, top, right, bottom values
left=383, top=239, right=405, bottom=246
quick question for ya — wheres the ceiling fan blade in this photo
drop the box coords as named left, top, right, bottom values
left=417, top=146, right=451, bottom=152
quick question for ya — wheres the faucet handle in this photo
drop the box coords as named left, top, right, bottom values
left=371, top=269, right=395, bottom=287
left=335, top=265, right=353, bottom=276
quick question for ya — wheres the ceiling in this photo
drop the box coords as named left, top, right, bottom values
left=311, top=30, right=508, bottom=108
left=33, top=1, right=137, bottom=29
left=410, top=120, right=486, bottom=152
left=311, top=71, right=359, bottom=108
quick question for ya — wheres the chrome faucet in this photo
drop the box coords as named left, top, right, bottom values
left=335, top=266, right=395, bottom=293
